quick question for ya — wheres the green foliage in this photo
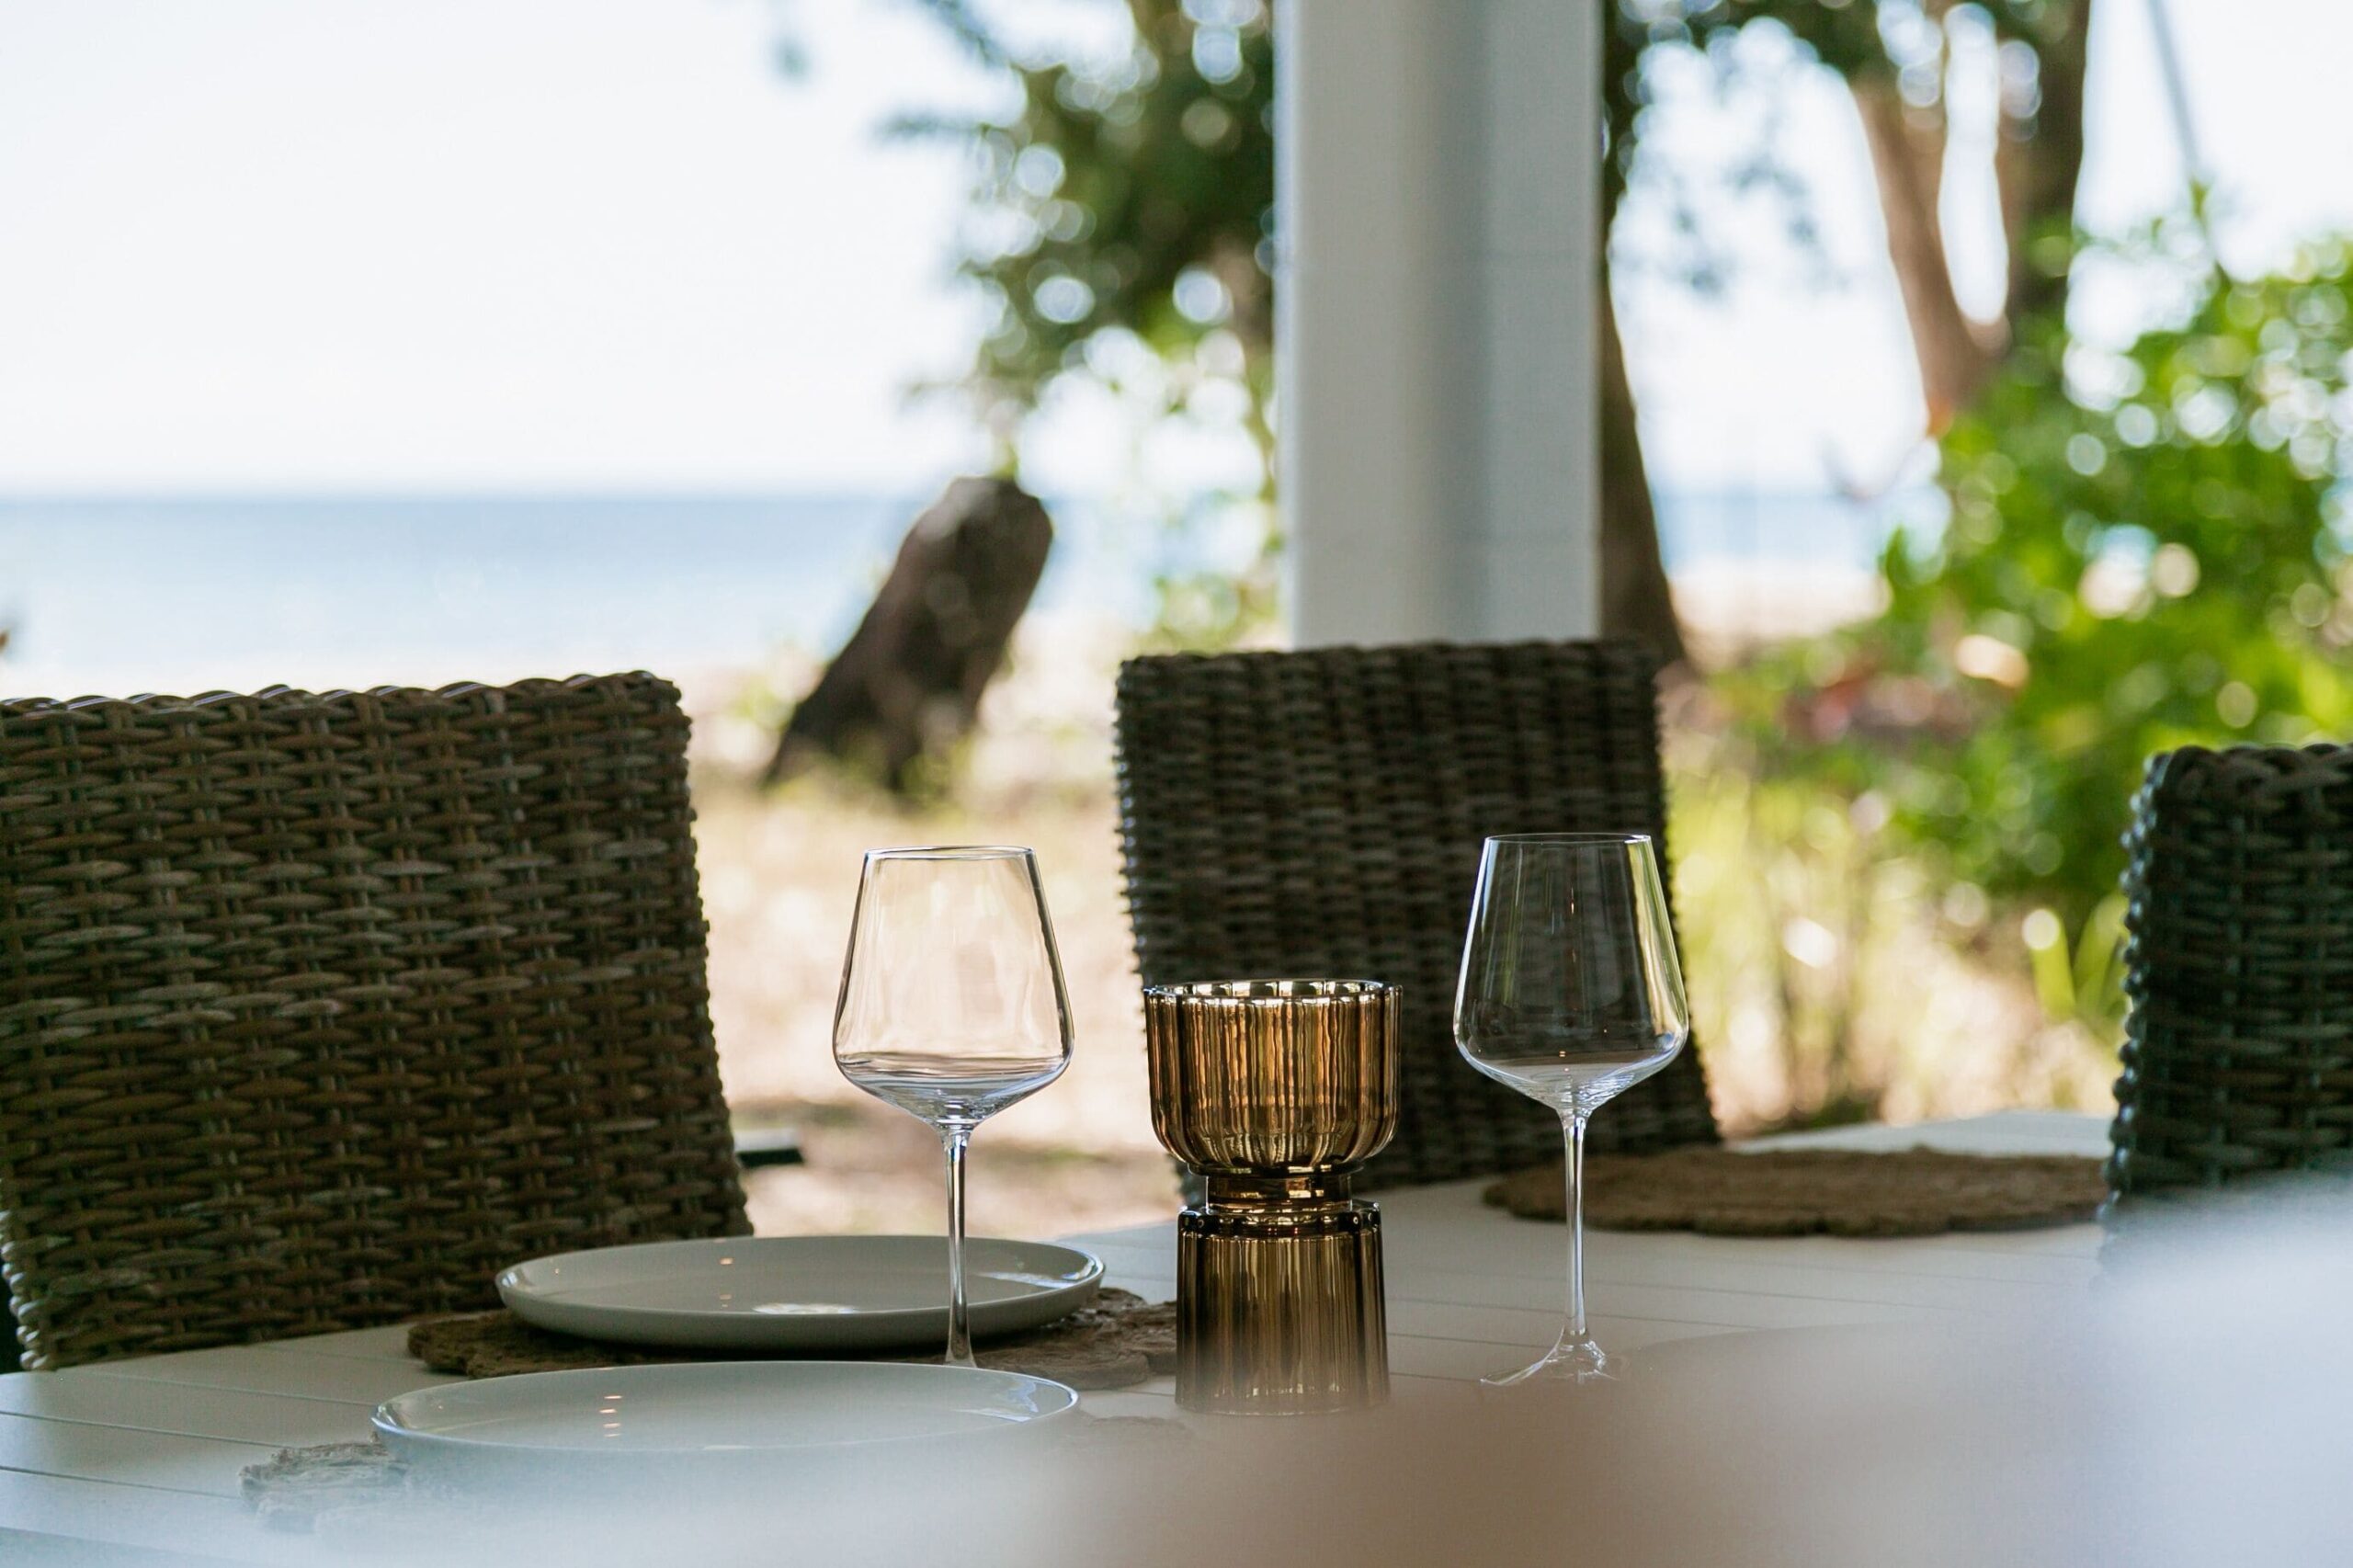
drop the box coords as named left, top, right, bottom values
left=906, top=0, right=1272, bottom=430
left=1723, top=223, right=2353, bottom=987
left=899, top=0, right=1276, bottom=648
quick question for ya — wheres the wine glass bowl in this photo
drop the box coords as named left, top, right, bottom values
left=1454, top=833, right=1689, bottom=1385
left=834, top=846, right=1074, bottom=1367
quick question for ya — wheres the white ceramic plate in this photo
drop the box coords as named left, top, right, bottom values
left=373, top=1361, right=1077, bottom=1474
left=497, top=1235, right=1104, bottom=1350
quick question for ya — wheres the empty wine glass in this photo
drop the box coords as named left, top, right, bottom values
left=1454, top=833, right=1689, bottom=1385
left=834, top=846, right=1074, bottom=1368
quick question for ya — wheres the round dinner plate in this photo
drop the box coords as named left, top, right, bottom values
left=373, top=1361, right=1078, bottom=1473
left=496, top=1234, right=1104, bottom=1351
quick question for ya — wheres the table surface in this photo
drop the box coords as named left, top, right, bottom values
left=0, top=1110, right=2109, bottom=1563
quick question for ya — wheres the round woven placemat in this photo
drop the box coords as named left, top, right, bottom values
left=408, top=1286, right=1175, bottom=1389
left=1483, top=1147, right=2105, bottom=1237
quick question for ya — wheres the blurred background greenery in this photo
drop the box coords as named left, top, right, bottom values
left=875, top=0, right=2353, bottom=1134
left=12, top=0, right=2350, bottom=1234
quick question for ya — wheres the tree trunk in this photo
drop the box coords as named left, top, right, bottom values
left=1594, top=9, right=1688, bottom=669
left=1852, top=1, right=2095, bottom=430
left=1997, top=4, right=2093, bottom=330
left=765, top=477, right=1052, bottom=793
left=1597, top=266, right=1686, bottom=668
left=1851, top=75, right=2007, bottom=432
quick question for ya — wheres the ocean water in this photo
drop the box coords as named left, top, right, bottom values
left=0, top=490, right=1895, bottom=698
left=0, top=494, right=1095, bottom=698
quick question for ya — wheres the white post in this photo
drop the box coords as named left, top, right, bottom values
left=1276, top=0, right=1601, bottom=647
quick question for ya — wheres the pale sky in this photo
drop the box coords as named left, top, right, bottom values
left=0, top=0, right=1019, bottom=494
left=1, top=0, right=2349, bottom=498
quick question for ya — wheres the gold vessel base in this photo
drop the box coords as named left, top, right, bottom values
left=1175, top=1202, right=1390, bottom=1415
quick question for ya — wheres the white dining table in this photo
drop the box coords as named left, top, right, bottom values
left=0, top=1111, right=2109, bottom=1565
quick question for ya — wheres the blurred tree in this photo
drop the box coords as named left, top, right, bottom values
left=764, top=477, right=1053, bottom=793
left=1744, top=225, right=2353, bottom=937
left=895, top=0, right=1279, bottom=648
left=1925, top=257, right=2353, bottom=902
left=898, top=1, right=2092, bottom=662
left=1607, top=1, right=2093, bottom=457
left=1594, top=0, right=2101, bottom=1123
left=899, top=0, right=1688, bottom=654
left=910, top=0, right=1274, bottom=445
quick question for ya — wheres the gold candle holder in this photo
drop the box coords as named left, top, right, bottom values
left=1143, top=980, right=1398, bottom=1415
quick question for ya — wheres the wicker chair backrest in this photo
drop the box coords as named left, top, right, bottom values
left=0, top=673, right=746, bottom=1369
left=1112, top=641, right=1719, bottom=1191
left=2110, top=743, right=2353, bottom=1201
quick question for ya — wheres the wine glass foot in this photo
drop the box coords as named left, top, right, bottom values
left=1483, top=1336, right=1610, bottom=1388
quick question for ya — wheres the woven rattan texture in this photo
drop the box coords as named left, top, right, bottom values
left=2109, top=744, right=2353, bottom=1201
left=1113, top=642, right=1718, bottom=1191
left=0, top=674, right=748, bottom=1370
left=405, top=1290, right=1176, bottom=1388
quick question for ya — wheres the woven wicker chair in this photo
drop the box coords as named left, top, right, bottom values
left=2109, top=743, right=2353, bottom=1203
left=0, top=674, right=749, bottom=1370
left=1113, top=641, right=1719, bottom=1191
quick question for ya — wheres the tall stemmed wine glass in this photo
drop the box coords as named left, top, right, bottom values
left=1454, top=834, right=1689, bottom=1385
left=834, top=846, right=1074, bottom=1368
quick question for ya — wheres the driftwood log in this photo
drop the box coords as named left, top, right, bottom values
left=766, top=476, right=1052, bottom=792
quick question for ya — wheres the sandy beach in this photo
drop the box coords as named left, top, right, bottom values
left=677, top=620, right=1183, bottom=1238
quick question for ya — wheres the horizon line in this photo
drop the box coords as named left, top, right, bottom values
left=0, top=483, right=1906, bottom=506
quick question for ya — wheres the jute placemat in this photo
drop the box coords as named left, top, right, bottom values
left=408, top=1286, right=1175, bottom=1389
left=242, top=1288, right=1176, bottom=1531
left=1484, top=1146, right=2106, bottom=1237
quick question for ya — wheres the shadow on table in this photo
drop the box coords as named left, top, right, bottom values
left=236, top=1197, right=2353, bottom=1566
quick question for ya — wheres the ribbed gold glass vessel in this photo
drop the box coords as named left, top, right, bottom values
left=1143, top=980, right=1398, bottom=1413
left=1144, top=979, right=1400, bottom=1213
left=1174, top=1208, right=1389, bottom=1414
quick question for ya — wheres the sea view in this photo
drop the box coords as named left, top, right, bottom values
left=0, top=489, right=1902, bottom=698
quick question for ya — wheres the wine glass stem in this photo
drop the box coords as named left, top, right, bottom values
left=1562, top=1109, right=1589, bottom=1342
left=941, top=1124, right=975, bottom=1369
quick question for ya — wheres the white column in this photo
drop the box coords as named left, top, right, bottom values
left=1276, top=0, right=1600, bottom=647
